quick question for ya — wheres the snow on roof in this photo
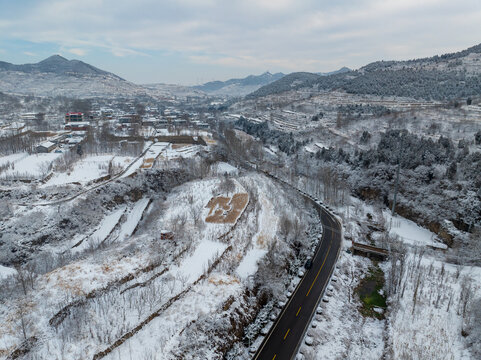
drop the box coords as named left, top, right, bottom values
left=38, top=141, right=56, bottom=148
left=65, top=122, right=89, bottom=127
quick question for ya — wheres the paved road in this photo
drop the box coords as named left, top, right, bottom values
left=253, top=191, right=342, bottom=360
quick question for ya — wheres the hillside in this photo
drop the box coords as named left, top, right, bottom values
left=247, top=43, right=481, bottom=101
left=0, top=55, right=145, bottom=98
left=193, top=71, right=285, bottom=96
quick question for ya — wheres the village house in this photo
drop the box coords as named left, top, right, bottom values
left=36, top=141, right=56, bottom=153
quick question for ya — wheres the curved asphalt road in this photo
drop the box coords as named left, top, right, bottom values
left=253, top=181, right=342, bottom=360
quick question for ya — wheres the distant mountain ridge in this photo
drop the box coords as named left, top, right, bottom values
left=0, top=55, right=122, bottom=79
left=317, top=66, right=351, bottom=76
left=247, top=43, right=481, bottom=101
left=0, top=55, right=143, bottom=97
left=193, top=71, right=285, bottom=96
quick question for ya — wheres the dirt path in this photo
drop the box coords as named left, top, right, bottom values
left=16, top=143, right=155, bottom=207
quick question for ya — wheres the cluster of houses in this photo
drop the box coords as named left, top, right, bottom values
left=35, top=112, right=88, bottom=153
left=110, top=107, right=209, bottom=133
left=28, top=104, right=211, bottom=153
left=36, top=131, right=86, bottom=153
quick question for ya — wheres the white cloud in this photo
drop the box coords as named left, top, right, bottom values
left=0, top=0, right=480, bottom=79
left=244, top=0, right=296, bottom=12
left=67, top=48, right=86, bottom=56
left=110, top=47, right=147, bottom=57
left=23, top=51, right=36, bottom=56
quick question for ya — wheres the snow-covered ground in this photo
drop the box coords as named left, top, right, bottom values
left=300, top=194, right=481, bottom=360
left=386, top=254, right=481, bottom=359
left=235, top=190, right=278, bottom=279
left=71, top=206, right=126, bottom=254
left=120, top=141, right=201, bottom=177
left=153, top=128, right=211, bottom=137
left=117, top=198, right=150, bottom=241
left=214, top=162, right=238, bottom=176
left=236, top=248, right=267, bottom=279
left=0, top=265, right=17, bottom=280
left=0, top=153, right=61, bottom=180
left=171, top=239, right=227, bottom=283
left=338, top=196, right=448, bottom=250
left=0, top=152, right=28, bottom=167
left=384, top=211, right=448, bottom=249
left=44, top=155, right=130, bottom=186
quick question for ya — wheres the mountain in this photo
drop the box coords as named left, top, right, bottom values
left=193, top=71, right=285, bottom=96
left=247, top=43, right=481, bottom=101
left=317, top=66, right=351, bottom=76
left=0, top=55, right=144, bottom=98
left=0, top=55, right=123, bottom=79
left=246, top=72, right=323, bottom=99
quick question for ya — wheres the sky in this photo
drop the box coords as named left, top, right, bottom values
left=0, top=0, right=480, bottom=85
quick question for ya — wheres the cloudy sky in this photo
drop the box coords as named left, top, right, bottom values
left=0, top=0, right=480, bottom=85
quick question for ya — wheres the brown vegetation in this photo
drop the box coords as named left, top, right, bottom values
left=205, top=193, right=249, bottom=224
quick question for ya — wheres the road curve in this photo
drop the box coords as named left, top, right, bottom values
left=253, top=177, right=342, bottom=360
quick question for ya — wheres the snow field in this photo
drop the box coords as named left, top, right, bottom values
left=171, top=239, right=227, bottom=283
left=0, top=153, right=61, bottom=180
left=0, top=152, right=28, bottom=167
left=117, top=198, right=150, bottom=240
left=45, top=155, right=119, bottom=186
left=236, top=190, right=279, bottom=279
left=71, top=206, right=126, bottom=254
left=384, top=210, right=448, bottom=249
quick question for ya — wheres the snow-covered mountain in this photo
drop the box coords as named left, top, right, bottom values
left=248, top=43, right=481, bottom=100
left=0, top=55, right=146, bottom=98
left=0, top=55, right=121, bottom=78
left=193, top=71, right=285, bottom=97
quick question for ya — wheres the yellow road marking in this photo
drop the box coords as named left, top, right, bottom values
left=272, top=355, right=277, bottom=360
left=296, top=306, right=302, bottom=316
left=284, top=328, right=290, bottom=340
left=306, top=243, right=332, bottom=297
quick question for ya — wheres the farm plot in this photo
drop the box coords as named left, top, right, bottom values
left=205, top=193, right=249, bottom=224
